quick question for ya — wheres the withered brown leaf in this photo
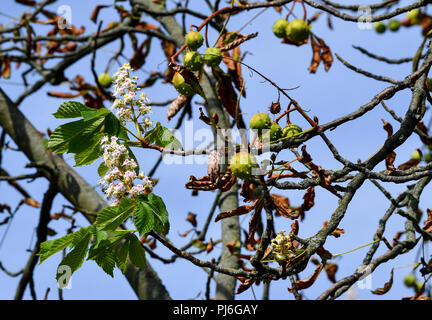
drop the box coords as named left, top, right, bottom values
left=90, top=5, right=110, bottom=23
left=288, top=264, right=322, bottom=292
left=423, top=209, right=432, bottom=232
left=397, top=148, right=422, bottom=171
left=206, top=238, right=214, bottom=253
left=215, top=199, right=260, bottom=222
left=186, top=212, right=197, bottom=227
left=318, top=38, right=333, bottom=72
left=371, top=269, right=394, bottom=295
left=236, top=278, right=254, bottom=295
left=324, top=263, right=338, bottom=283
left=308, top=36, right=322, bottom=74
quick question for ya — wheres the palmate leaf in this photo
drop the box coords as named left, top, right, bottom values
left=95, top=198, right=138, bottom=231
left=134, top=201, right=155, bottom=235
left=116, top=239, right=130, bottom=274
left=56, top=231, right=92, bottom=281
left=94, top=250, right=116, bottom=277
left=38, top=226, right=91, bottom=264
left=144, top=122, right=183, bottom=150
left=47, top=117, right=104, bottom=154
left=104, top=113, right=129, bottom=140
left=87, top=240, right=117, bottom=277
left=52, top=101, right=92, bottom=119
left=74, top=133, right=104, bottom=167
left=97, top=161, right=109, bottom=178
left=38, top=232, right=76, bottom=264
left=128, top=234, right=146, bottom=270
left=136, top=193, right=169, bottom=235
left=81, top=108, right=110, bottom=121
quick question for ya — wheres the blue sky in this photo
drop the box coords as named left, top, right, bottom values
left=0, top=0, right=431, bottom=300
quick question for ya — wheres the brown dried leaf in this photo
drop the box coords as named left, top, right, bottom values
left=324, top=263, right=338, bottom=283
left=206, top=238, right=214, bottom=253
left=186, top=212, right=197, bottom=227
left=308, top=36, right=321, bottom=74
left=246, top=206, right=262, bottom=251
left=397, top=149, right=422, bottom=171
left=300, top=187, right=315, bottom=218
left=212, top=68, right=239, bottom=120
left=318, top=38, right=333, bottom=72
left=179, top=229, right=193, bottom=237
left=270, top=194, right=300, bottom=219
left=288, top=264, right=322, bottom=292
left=382, top=119, right=393, bottom=138
left=130, top=39, right=150, bottom=70
left=300, top=146, right=342, bottom=198
left=423, top=209, right=432, bottom=233
left=23, top=197, right=40, bottom=208
left=215, top=199, right=259, bottom=222
left=236, top=278, right=254, bottom=294
left=90, top=5, right=110, bottom=23
left=47, top=92, right=81, bottom=98
left=371, top=269, right=394, bottom=295
left=385, top=151, right=397, bottom=176
left=323, top=221, right=345, bottom=238
left=290, top=220, right=299, bottom=236
left=317, top=246, right=333, bottom=261
left=161, top=39, right=176, bottom=61
left=416, top=122, right=432, bottom=145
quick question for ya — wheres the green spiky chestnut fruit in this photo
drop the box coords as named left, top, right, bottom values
left=250, top=113, right=272, bottom=130
left=411, top=150, right=422, bottom=161
left=286, top=19, right=311, bottom=42
left=272, top=19, right=289, bottom=38
left=374, top=22, right=386, bottom=34
left=185, top=31, right=204, bottom=50
left=407, top=9, right=421, bottom=25
left=260, top=122, right=283, bottom=143
left=98, top=73, right=112, bottom=88
left=203, top=47, right=222, bottom=67
left=270, top=122, right=283, bottom=141
left=388, top=20, right=400, bottom=32
left=172, top=72, right=195, bottom=97
left=403, top=274, right=416, bottom=287
left=282, top=124, right=303, bottom=147
left=229, top=152, right=258, bottom=180
left=424, top=153, right=432, bottom=163
left=183, top=51, right=203, bottom=71
left=415, top=281, right=424, bottom=293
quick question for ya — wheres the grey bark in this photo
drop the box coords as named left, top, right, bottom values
left=131, top=0, right=241, bottom=299
left=0, top=87, right=171, bottom=300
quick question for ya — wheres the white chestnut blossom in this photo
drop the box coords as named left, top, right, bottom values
left=110, top=63, right=153, bottom=130
left=98, top=136, right=153, bottom=205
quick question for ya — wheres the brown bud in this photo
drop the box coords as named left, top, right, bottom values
left=269, top=101, right=281, bottom=114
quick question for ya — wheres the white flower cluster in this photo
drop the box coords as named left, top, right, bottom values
left=111, top=63, right=153, bottom=129
left=98, top=136, right=153, bottom=206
